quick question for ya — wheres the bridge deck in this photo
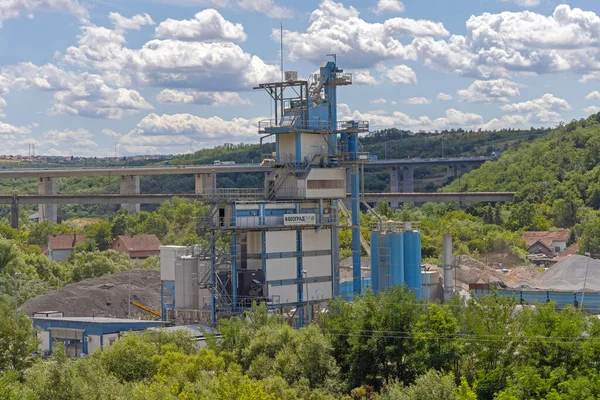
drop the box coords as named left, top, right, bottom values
left=0, top=192, right=515, bottom=205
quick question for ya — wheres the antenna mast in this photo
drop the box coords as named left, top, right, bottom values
left=280, top=22, right=284, bottom=81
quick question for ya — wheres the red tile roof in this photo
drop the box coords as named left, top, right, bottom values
left=521, top=230, right=570, bottom=248
left=113, top=234, right=162, bottom=252
left=559, top=243, right=579, bottom=257
left=48, top=234, right=87, bottom=250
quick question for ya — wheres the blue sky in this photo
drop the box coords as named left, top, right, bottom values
left=0, top=0, right=598, bottom=156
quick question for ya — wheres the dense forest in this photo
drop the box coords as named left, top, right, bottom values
left=445, top=113, right=600, bottom=256
left=3, top=288, right=600, bottom=399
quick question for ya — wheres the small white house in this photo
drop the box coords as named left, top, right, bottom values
left=48, top=234, right=86, bottom=262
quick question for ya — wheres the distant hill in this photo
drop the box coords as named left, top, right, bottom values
left=0, top=124, right=556, bottom=222
left=446, top=113, right=600, bottom=229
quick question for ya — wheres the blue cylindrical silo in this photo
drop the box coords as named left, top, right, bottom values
left=389, top=233, right=399, bottom=290
left=370, top=232, right=380, bottom=294
left=383, top=233, right=393, bottom=291
left=403, top=230, right=422, bottom=298
left=391, top=232, right=405, bottom=287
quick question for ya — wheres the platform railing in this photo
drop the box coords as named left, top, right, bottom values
left=198, top=212, right=336, bottom=230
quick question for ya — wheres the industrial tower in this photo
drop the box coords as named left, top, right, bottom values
left=160, top=59, right=369, bottom=326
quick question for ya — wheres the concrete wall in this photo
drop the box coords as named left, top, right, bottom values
left=266, top=230, right=296, bottom=253
left=103, top=333, right=119, bottom=347
left=49, top=249, right=73, bottom=262
left=300, top=134, right=326, bottom=162
left=265, top=258, right=297, bottom=281
left=303, top=168, right=346, bottom=199
left=87, top=334, right=102, bottom=354
left=278, top=134, right=295, bottom=163
left=38, top=331, right=50, bottom=354
left=267, top=284, right=297, bottom=305
left=302, top=255, right=331, bottom=278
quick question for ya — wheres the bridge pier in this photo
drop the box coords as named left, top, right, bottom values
left=120, top=175, right=140, bottom=213
left=390, top=167, right=401, bottom=207
left=447, top=165, right=458, bottom=179
left=402, top=166, right=415, bottom=193
left=38, top=177, right=57, bottom=223
left=11, top=196, right=18, bottom=229
left=195, top=173, right=216, bottom=195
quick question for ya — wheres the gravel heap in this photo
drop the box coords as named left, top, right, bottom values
left=453, top=255, right=506, bottom=289
left=535, top=255, right=600, bottom=292
left=20, top=269, right=166, bottom=319
left=504, top=267, right=542, bottom=288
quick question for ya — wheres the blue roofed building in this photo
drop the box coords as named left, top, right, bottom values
left=33, top=314, right=165, bottom=357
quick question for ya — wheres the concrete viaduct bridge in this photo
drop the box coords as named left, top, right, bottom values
left=3, top=192, right=515, bottom=228
left=0, top=156, right=494, bottom=224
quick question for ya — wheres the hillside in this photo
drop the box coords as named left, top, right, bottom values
left=445, top=114, right=600, bottom=253
left=0, top=127, right=550, bottom=222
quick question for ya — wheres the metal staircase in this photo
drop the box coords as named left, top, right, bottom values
left=195, top=201, right=234, bottom=319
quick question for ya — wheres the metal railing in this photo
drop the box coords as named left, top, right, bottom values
left=196, top=188, right=265, bottom=200
left=337, top=120, right=369, bottom=132
left=331, top=72, right=352, bottom=85
left=370, top=220, right=421, bottom=233
left=199, top=213, right=336, bottom=230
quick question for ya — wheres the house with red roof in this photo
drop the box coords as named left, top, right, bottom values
left=48, top=234, right=87, bottom=262
left=111, top=234, right=162, bottom=259
left=521, top=230, right=570, bottom=257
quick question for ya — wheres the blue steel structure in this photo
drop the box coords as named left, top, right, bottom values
left=175, top=59, right=369, bottom=327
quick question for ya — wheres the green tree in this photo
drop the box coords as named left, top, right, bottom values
left=580, top=218, right=600, bottom=255
left=0, top=302, right=39, bottom=373
left=86, top=221, right=113, bottom=251
left=380, top=370, right=458, bottom=400
left=110, top=212, right=129, bottom=238
left=69, top=250, right=133, bottom=282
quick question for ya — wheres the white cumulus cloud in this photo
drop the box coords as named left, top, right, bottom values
left=404, top=97, right=431, bottom=105
left=279, top=0, right=447, bottom=68
left=501, top=93, right=571, bottom=123
left=437, top=92, right=452, bottom=101
left=119, top=113, right=262, bottom=154
left=155, top=9, right=246, bottom=42
left=498, top=0, right=540, bottom=7
left=0, top=0, right=89, bottom=28
left=585, top=91, right=600, bottom=100
left=584, top=106, right=600, bottom=115
left=381, top=64, right=417, bottom=84
left=156, top=89, right=250, bottom=106
left=372, top=0, right=405, bottom=15
left=457, top=79, right=521, bottom=103
left=237, top=0, right=293, bottom=19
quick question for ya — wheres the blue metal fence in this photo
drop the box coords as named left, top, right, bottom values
left=472, top=288, right=600, bottom=313
left=339, top=279, right=371, bottom=300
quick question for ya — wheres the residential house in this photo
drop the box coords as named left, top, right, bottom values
left=111, top=234, right=162, bottom=259
left=48, top=234, right=87, bottom=262
left=521, top=230, right=571, bottom=256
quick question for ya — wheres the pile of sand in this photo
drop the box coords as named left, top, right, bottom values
left=453, top=255, right=507, bottom=290
left=534, top=255, right=600, bottom=292
left=20, top=269, right=166, bottom=319
left=504, top=267, right=542, bottom=288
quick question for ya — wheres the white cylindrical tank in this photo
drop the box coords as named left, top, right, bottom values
left=442, top=233, right=453, bottom=300
left=175, top=256, right=200, bottom=310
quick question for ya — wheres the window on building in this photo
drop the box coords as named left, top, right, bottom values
left=307, top=180, right=344, bottom=190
